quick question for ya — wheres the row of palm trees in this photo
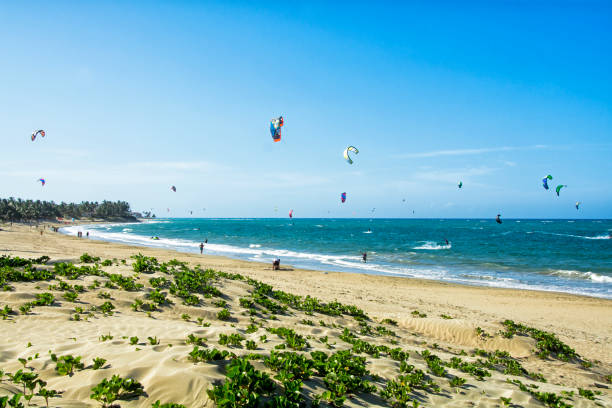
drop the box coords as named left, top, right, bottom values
left=0, top=198, right=133, bottom=222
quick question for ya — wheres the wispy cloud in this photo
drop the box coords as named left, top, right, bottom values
left=394, top=145, right=548, bottom=159
left=411, top=166, right=498, bottom=183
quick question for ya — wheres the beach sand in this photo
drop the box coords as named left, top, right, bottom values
left=1, top=223, right=610, bottom=407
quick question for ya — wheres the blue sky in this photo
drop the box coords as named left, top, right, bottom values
left=1, top=1, right=611, bottom=218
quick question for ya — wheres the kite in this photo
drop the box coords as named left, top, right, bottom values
left=270, top=116, right=284, bottom=142
left=170, top=186, right=176, bottom=192
left=555, top=185, right=566, bottom=197
left=575, top=201, right=581, bottom=210
left=343, top=146, right=359, bottom=164
left=402, top=198, right=406, bottom=202
left=542, top=175, right=553, bottom=190
left=458, top=181, right=463, bottom=189
left=289, top=209, right=293, bottom=219
left=341, top=192, right=346, bottom=203
left=31, top=130, right=45, bottom=141
left=38, top=178, right=45, bottom=186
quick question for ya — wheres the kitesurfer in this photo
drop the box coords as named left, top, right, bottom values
left=496, top=214, right=502, bottom=224
left=362, top=252, right=367, bottom=263
left=444, top=238, right=449, bottom=245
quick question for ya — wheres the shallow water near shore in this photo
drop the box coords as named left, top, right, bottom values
left=61, top=218, right=612, bottom=298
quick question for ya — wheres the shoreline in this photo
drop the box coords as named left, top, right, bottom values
left=58, top=220, right=612, bottom=301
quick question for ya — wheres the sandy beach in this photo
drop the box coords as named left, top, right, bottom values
left=1, top=222, right=610, bottom=407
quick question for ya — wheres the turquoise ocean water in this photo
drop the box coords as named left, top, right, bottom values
left=61, top=218, right=612, bottom=299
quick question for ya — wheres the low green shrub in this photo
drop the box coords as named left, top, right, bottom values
left=93, top=357, right=107, bottom=370
left=185, top=334, right=207, bottom=346
left=80, top=253, right=101, bottom=263
left=502, top=320, right=578, bottom=361
left=219, top=333, right=244, bottom=348
left=50, top=353, right=84, bottom=376
left=217, top=308, right=230, bottom=320
left=207, top=358, right=276, bottom=407
left=188, top=346, right=235, bottom=362
left=90, top=375, right=144, bottom=407
left=131, top=254, right=159, bottom=274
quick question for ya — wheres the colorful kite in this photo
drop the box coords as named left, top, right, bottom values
left=343, top=146, right=359, bottom=164
left=270, top=116, right=284, bottom=142
left=341, top=192, right=346, bottom=203
left=555, top=185, right=566, bottom=197
left=542, top=175, right=553, bottom=190
left=31, top=130, right=45, bottom=141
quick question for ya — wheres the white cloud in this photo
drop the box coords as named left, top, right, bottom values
left=394, top=145, right=548, bottom=159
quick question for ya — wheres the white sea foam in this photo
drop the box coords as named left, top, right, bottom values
left=249, top=244, right=261, bottom=248
left=413, top=241, right=451, bottom=250
left=549, top=270, right=612, bottom=283
left=534, top=231, right=610, bottom=240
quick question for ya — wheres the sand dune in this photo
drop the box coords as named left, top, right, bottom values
left=0, top=223, right=610, bottom=407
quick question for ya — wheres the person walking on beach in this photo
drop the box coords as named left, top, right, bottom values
left=199, top=242, right=204, bottom=254
left=362, top=252, right=367, bottom=263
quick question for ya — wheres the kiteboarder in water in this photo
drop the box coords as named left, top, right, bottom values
left=362, top=252, right=367, bottom=263
left=444, top=238, right=449, bottom=246
left=496, top=214, right=502, bottom=224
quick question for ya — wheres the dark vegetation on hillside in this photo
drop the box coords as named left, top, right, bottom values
left=0, top=198, right=134, bottom=222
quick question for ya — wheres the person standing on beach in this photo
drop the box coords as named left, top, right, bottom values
left=199, top=243, right=204, bottom=254
left=362, top=252, right=367, bottom=263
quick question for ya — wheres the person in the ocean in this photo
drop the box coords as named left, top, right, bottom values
left=368, top=228, right=371, bottom=233
left=205, top=238, right=208, bottom=244
left=362, top=252, right=367, bottom=263
left=496, top=214, right=502, bottom=224
left=444, top=238, right=449, bottom=245
left=199, top=242, right=204, bottom=254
